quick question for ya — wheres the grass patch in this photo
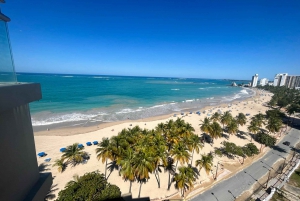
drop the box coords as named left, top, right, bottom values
left=270, top=191, right=289, bottom=201
left=288, top=167, right=300, bottom=188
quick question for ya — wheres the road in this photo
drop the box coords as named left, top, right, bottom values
left=190, top=128, right=300, bottom=201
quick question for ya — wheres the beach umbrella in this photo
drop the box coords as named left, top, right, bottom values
left=78, top=144, right=84, bottom=148
left=60, top=148, right=66, bottom=152
left=86, top=142, right=92, bottom=146
left=37, top=152, right=46, bottom=157
left=93, top=141, right=98, bottom=145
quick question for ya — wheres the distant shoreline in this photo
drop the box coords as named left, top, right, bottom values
left=33, top=87, right=257, bottom=136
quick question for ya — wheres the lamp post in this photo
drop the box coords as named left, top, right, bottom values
left=280, top=157, right=286, bottom=174
left=228, top=190, right=236, bottom=200
left=214, top=162, right=223, bottom=180
left=263, top=166, right=271, bottom=188
left=211, top=192, right=219, bottom=201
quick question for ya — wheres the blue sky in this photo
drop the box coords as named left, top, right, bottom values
left=2, top=0, right=300, bottom=80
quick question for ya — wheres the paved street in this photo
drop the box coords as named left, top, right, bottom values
left=190, top=128, right=300, bottom=201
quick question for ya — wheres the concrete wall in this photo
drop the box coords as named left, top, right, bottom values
left=0, top=83, right=52, bottom=201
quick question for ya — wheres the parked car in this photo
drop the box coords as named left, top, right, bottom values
left=283, top=141, right=290, bottom=146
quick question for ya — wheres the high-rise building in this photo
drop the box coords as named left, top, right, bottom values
left=0, top=1, right=52, bottom=200
left=251, top=74, right=259, bottom=87
left=259, top=78, right=268, bottom=86
left=285, top=75, right=300, bottom=89
left=273, top=73, right=288, bottom=86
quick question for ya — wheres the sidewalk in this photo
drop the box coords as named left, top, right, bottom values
left=253, top=153, right=300, bottom=201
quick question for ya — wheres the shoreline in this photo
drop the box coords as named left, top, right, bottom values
left=34, top=87, right=256, bottom=136
left=35, top=88, right=273, bottom=199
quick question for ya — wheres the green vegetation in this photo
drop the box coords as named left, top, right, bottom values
left=270, top=191, right=289, bottom=201
left=55, top=171, right=122, bottom=201
left=218, top=141, right=259, bottom=164
left=94, top=119, right=203, bottom=197
left=288, top=167, right=300, bottom=188
left=255, top=132, right=276, bottom=152
left=53, top=143, right=88, bottom=172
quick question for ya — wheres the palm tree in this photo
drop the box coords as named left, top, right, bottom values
left=211, top=112, right=221, bottom=122
left=152, top=143, right=168, bottom=188
left=220, top=111, right=232, bottom=129
left=227, top=119, right=239, bottom=137
left=118, top=148, right=135, bottom=193
left=61, top=143, right=87, bottom=166
left=252, top=113, right=265, bottom=127
left=208, top=121, right=222, bottom=140
left=165, top=157, right=176, bottom=190
left=195, top=153, right=213, bottom=175
left=247, top=121, right=260, bottom=142
left=200, top=117, right=211, bottom=133
left=188, top=134, right=203, bottom=165
left=266, top=117, right=282, bottom=135
left=133, top=149, right=155, bottom=198
left=96, top=138, right=111, bottom=178
left=174, top=166, right=198, bottom=198
left=170, top=142, right=191, bottom=167
left=52, top=159, right=66, bottom=173
left=236, top=113, right=247, bottom=129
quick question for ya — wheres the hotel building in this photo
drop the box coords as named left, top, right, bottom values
left=259, top=78, right=268, bottom=86
left=285, top=75, right=300, bottom=89
left=273, top=73, right=288, bottom=87
left=251, top=74, right=259, bottom=87
left=0, top=1, right=52, bottom=200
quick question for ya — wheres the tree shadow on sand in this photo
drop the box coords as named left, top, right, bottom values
left=236, top=131, right=247, bottom=140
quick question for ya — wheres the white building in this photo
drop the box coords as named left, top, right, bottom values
left=259, top=78, right=269, bottom=86
left=251, top=74, right=259, bottom=87
left=273, top=73, right=288, bottom=86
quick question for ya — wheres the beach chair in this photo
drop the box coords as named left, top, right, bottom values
left=86, top=142, right=92, bottom=146
left=44, top=158, right=51, bottom=162
left=189, top=111, right=192, bottom=114
left=93, top=141, right=98, bottom=145
left=37, top=152, right=46, bottom=157
left=78, top=144, right=84, bottom=148
left=60, top=148, right=66, bottom=152
left=181, top=112, right=184, bottom=115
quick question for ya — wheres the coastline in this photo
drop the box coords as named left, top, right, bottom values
left=35, top=88, right=273, bottom=199
left=34, top=87, right=256, bottom=136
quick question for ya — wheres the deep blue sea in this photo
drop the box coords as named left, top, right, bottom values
left=17, top=73, right=253, bottom=127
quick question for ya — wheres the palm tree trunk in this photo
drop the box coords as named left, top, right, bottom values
left=107, top=169, right=113, bottom=180
left=105, top=159, right=107, bottom=179
left=138, top=182, right=143, bottom=198
left=190, top=150, right=195, bottom=166
left=168, top=172, right=171, bottom=190
left=129, top=181, right=132, bottom=193
left=154, top=169, right=160, bottom=188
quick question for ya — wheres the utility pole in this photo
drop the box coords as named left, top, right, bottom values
left=214, top=162, right=223, bottom=180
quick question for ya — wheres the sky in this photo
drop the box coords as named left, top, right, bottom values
left=2, top=0, right=300, bottom=80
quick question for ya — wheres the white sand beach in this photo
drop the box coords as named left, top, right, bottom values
left=35, top=89, right=277, bottom=199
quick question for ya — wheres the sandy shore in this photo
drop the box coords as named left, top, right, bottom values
left=35, top=89, right=274, bottom=199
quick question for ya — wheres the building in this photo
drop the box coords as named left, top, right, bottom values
left=273, top=73, right=288, bottom=87
left=259, top=78, right=269, bottom=86
left=0, top=1, right=52, bottom=201
left=251, top=74, right=259, bottom=87
left=285, top=75, right=300, bottom=89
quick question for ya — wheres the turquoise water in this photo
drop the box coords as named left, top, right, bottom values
left=17, top=73, right=253, bottom=127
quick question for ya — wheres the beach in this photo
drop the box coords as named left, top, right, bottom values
left=34, top=88, right=277, bottom=199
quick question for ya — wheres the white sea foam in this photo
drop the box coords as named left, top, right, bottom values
left=171, top=89, right=180, bottom=90
left=185, top=99, right=195, bottom=102
left=240, top=89, right=249, bottom=94
left=62, top=76, right=74, bottom=78
left=199, top=88, right=205, bottom=89
left=116, top=108, right=134, bottom=114
left=92, top=76, right=109, bottom=79
left=32, top=113, right=99, bottom=126
left=150, top=104, right=165, bottom=108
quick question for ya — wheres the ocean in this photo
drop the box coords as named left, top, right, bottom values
left=17, top=73, right=254, bottom=128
